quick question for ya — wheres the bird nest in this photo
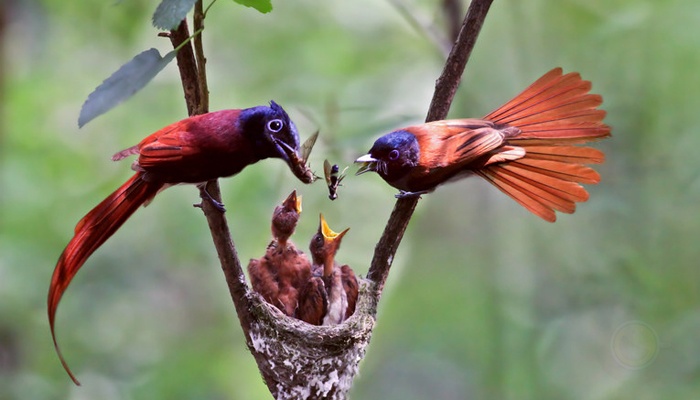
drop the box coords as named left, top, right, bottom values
left=244, top=278, right=378, bottom=400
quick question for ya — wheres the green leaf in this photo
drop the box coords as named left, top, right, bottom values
left=234, top=0, right=273, bottom=14
left=152, top=0, right=197, bottom=30
left=78, top=49, right=177, bottom=128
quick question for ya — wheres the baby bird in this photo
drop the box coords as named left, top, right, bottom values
left=296, top=214, right=358, bottom=325
left=248, top=190, right=311, bottom=316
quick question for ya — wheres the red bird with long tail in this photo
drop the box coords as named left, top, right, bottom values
left=355, top=68, right=611, bottom=222
left=49, top=101, right=311, bottom=384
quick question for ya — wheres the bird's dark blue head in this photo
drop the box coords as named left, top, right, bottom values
left=355, top=130, right=420, bottom=181
left=239, top=101, right=301, bottom=165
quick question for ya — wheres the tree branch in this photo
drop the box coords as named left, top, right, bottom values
left=168, top=20, right=202, bottom=116
left=166, top=0, right=256, bottom=354
left=193, top=0, right=209, bottom=114
left=167, top=1, right=495, bottom=398
left=442, top=0, right=463, bottom=43
left=427, top=0, right=494, bottom=122
left=366, top=0, right=495, bottom=298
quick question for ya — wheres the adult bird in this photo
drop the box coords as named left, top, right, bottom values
left=49, top=101, right=310, bottom=384
left=296, top=214, right=358, bottom=326
left=248, top=190, right=311, bottom=316
left=355, top=68, right=611, bottom=222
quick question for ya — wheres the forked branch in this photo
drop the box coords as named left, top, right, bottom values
left=168, top=0, right=495, bottom=398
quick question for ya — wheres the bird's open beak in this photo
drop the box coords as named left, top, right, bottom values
left=319, top=213, right=349, bottom=244
left=282, top=190, right=302, bottom=214
left=319, top=213, right=349, bottom=273
left=354, top=154, right=377, bottom=176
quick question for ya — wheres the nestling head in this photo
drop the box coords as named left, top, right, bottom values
left=310, top=214, right=349, bottom=275
left=271, top=190, right=302, bottom=244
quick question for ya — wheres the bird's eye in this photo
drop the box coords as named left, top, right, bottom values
left=388, top=149, right=400, bottom=161
left=267, top=119, right=284, bottom=133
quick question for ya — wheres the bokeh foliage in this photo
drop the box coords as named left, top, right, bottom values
left=2, top=0, right=700, bottom=399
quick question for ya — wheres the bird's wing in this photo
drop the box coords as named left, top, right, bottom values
left=340, top=265, right=358, bottom=319
left=419, top=119, right=511, bottom=167
left=296, top=277, right=327, bottom=326
left=136, top=126, right=198, bottom=169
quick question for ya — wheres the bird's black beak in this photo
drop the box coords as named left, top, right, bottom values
left=354, top=154, right=377, bottom=176
left=273, top=138, right=295, bottom=166
left=275, top=138, right=317, bottom=184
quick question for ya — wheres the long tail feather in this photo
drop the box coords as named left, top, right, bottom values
left=480, top=68, right=611, bottom=221
left=48, top=173, right=162, bottom=384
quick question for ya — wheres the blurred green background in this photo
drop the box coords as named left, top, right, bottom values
left=2, top=0, right=699, bottom=399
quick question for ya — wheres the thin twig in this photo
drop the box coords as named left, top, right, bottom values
left=366, top=0, right=495, bottom=296
left=427, top=0, right=494, bottom=121
left=388, top=0, right=451, bottom=57
left=168, top=20, right=201, bottom=116
left=194, top=0, right=209, bottom=114
left=442, top=0, right=463, bottom=43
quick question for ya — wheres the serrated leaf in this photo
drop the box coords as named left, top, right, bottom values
left=152, top=0, right=197, bottom=30
left=234, top=0, right=273, bottom=14
left=78, top=48, right=177, bottom=128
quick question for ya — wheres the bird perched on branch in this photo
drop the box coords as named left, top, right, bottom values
left=297, top=214, right=358, bottom=326
left=248, top=190, right=311, bottom=316
left=49, top=101, right=312, bottom=385
left=355, top=68, right=611, bottom=222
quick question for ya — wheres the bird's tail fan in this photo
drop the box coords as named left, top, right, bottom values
left=478, top=68, right=611, bottom=222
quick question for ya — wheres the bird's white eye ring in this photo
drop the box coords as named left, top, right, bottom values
left=267, top=119, right=284, bottom=133
left=388, top=149, right=400, bottom=161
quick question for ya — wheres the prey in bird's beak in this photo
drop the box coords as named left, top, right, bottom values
left=277, top=137, right=318, bottom=184
left=354, top=154, right=378, bottom=176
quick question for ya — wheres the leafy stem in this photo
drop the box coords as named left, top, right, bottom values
left=169, top=27, right=205, bottom=52
left=203, top=0, right=220, bottom=17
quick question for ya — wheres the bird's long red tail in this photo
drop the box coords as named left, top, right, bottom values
left=48, top=172, right=162, bottom=384
left=478, top=68, right=611, bottom=222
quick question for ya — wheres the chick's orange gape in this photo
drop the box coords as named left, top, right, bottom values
left=356, top=68, right=611, bottom=222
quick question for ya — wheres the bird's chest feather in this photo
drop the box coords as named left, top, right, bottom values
left=322, top=269, right=348, bottom=325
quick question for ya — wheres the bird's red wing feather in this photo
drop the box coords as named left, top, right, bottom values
left=416, top=120, right=508, bottom=167
left=296, top=277, right=327, bottom=326
left=247, top=255, right=281, bottom=309
left=478, top=68, right=610, bottom=222
left=137, top=129, right=196, bottom=168
left=340, top=265, right=358, bottom=319
left=49, top=173, right=162, bottom=384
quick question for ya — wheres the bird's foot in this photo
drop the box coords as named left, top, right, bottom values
left=395, top=190, right=429, bottom=199
left=196, top=184, right=226, bottom=212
